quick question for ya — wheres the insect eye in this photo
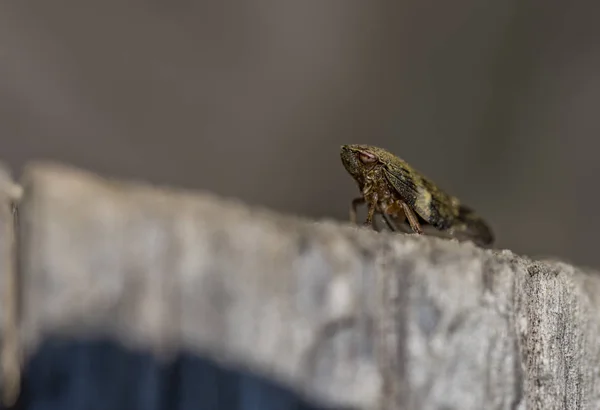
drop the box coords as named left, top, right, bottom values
left=359, top=152, right=377, bottom=164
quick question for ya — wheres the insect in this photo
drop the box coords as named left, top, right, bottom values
left=340, top=144, right=494, bottom=246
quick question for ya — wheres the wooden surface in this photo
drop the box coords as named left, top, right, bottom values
left=4, top=162, right=600, bottom=409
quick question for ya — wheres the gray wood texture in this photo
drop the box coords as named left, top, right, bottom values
left=3, top=162, right=599, bottom=409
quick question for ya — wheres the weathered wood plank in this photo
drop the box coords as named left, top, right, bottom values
left=0, top=163, right=21, bottom=406
left=18, top=162, right=383, bottom=409
left=14, top=161, right=600, bottom=409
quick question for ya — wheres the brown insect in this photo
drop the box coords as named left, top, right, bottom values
left=340, top=144, right=494, bottom=246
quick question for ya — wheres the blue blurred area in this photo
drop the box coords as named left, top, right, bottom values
left=11, top=338, right=349, bottom=410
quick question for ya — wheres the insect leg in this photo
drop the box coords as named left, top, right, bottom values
left=364, top=197, right=377, bottom=228
left=400, top=202, right=423, bottom=234
left=379, top=202, right=407, bottom=232
left=380, top=212, right=396, bottom=231
left=385, top=213, right=416, bottom=234
left=350, top=197, right=365, bottom=224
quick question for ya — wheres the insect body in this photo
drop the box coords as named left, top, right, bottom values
left=340, top=144, right=494, bottom=246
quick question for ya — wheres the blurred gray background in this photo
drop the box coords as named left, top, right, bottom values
left=1, top=2, right=598, bottom=267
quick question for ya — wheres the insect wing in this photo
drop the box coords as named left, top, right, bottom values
left=382, top=164, right=456, bottom=230
left=455, top=205, right=495, bottom=245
